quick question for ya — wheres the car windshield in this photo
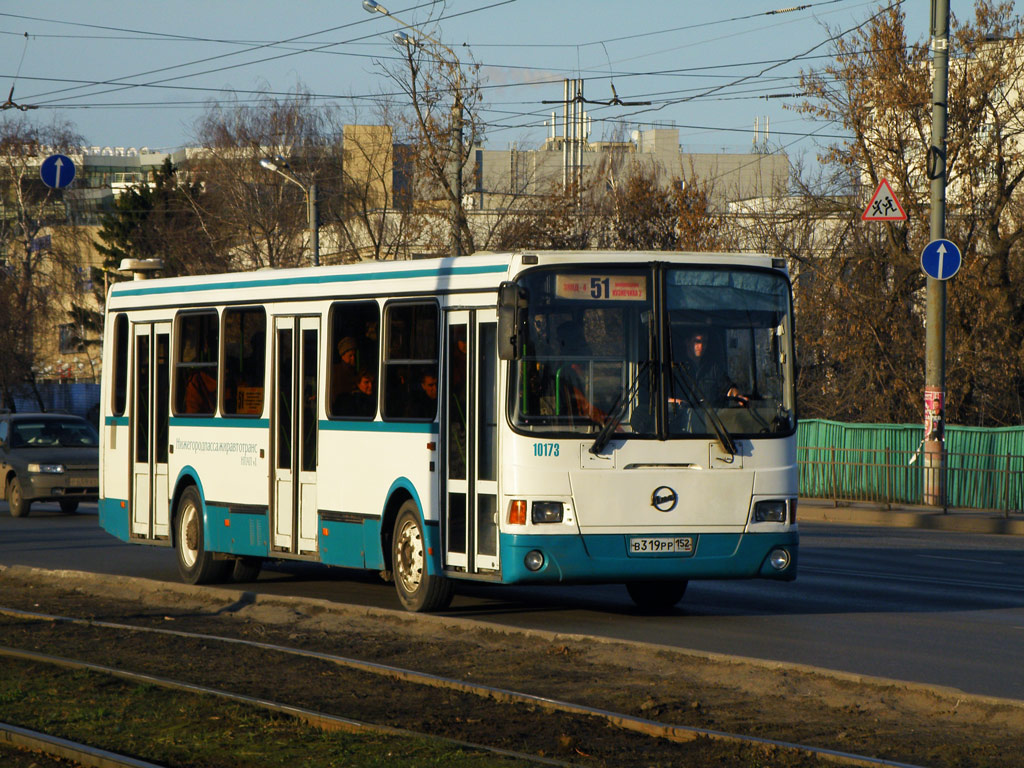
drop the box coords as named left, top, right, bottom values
left=509, top=264, right=796, bottom=440
left=10, top=419, right=99, bottom=448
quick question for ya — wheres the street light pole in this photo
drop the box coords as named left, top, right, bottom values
left=363, top=0, right=465, bottom=257
left=307, top=182, right=319, bottom=266
left=259, top=157, right=320, bottom=267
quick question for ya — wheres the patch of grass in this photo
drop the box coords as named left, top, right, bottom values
left=0, top=662, right=530, bottom=768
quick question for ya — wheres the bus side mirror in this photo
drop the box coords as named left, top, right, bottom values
left=497, top=281, right=528, bottom=361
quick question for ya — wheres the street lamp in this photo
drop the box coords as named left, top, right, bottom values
left=362, top=0, right=465, bottom=257
left=259, top=156, right=320, bottom=267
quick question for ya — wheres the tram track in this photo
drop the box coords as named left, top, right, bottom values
left=1, top=720, right=165, bottom=768
left=2, top=566, right=1022, bottom=767
left=1, top=605, right=928, bottom=768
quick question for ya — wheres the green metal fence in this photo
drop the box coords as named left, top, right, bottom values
left=797, top=419, right=1024, bottom=514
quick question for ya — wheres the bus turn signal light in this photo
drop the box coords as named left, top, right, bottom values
left=508, top=500, right=526, bottom=525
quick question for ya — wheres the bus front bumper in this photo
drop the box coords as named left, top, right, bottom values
left=499, top=530, right=798, bottom=584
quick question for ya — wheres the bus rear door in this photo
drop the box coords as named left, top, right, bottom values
left=271, top=315, right=320, bottom=556
left=130, top=321, right=170, bottom=540
left=443, top=310, right=499, bottom=573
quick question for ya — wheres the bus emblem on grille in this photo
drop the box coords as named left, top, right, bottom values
left=651, top=486, right=678, bottom=512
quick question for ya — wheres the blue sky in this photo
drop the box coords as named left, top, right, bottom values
left=1, top=1, right=936, bottom=161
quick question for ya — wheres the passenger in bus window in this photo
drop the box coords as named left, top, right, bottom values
left=529, top=313, right=555, bottom=356
left=181, top=337, right=217, bottom=414
left=335, top=369, right=376, bottom=417
left=244, top=331, right=266, bottom=385
left=554, top=322, right=605, bottom=423
left=359, top=319, right=379, bottom=365
left=332, top=336, right=360, bottom=400
left=184, top=369, right=216, bottom=414
left=407, top=371, right=438, bottom=419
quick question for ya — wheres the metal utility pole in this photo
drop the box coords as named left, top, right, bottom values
left=923, top=0, right=950, bottom=506
left=543, top=78, right=649, bottom=202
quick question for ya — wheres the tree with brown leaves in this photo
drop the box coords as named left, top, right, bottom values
left=788, top=1, right=1024, bottom=426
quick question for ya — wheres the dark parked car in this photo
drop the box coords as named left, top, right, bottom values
left=0, top=413, right=99, bottom=517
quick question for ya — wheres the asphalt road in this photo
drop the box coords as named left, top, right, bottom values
left=3, top=501, right=1023, bottom=702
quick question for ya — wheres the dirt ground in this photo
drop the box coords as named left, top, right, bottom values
left=2, top=566, right=1022, bottom=767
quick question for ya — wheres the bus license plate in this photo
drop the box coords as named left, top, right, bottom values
left=629, top=536, right=694, bottom=555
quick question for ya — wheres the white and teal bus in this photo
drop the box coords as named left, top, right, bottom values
left=99, top=250, right=798, bottom=612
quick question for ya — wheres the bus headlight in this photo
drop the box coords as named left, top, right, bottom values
left=531, top=501, right=564, bottom=524
left=28, top=463, right=65, bottom=474
left=753, top=499, right=789, bottom=523
left=524, top=550, right=545, bottom=571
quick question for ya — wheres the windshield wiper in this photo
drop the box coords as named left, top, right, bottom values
left=590, top=359, right=652, bottom=455
left=669, top=361, right=737, bottom=456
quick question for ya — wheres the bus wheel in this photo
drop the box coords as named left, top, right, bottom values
left=392, top=501, right=453, bottom=612
left=231, top=556, right=263, bottom=583
left=59, top=499, right=79, bottom=514
left=625, top=580, right=689, bottom=612
left=174, top=486, right=229, bottom=585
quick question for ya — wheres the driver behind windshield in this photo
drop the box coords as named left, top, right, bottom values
left=680, top=330, right=747, bottom=407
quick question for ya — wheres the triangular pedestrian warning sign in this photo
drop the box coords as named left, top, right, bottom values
left=862, top=178, right=907, bottom=221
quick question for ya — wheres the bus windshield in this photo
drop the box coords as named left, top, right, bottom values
left=510, top=265, right=795, bottom=440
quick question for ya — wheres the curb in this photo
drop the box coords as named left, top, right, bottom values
left=799, top=500, right=1024, bottom=535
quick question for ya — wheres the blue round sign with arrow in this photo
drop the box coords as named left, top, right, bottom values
left=39, top=153, right=76, bottom=189
left=920, top=238, right=961, bottom=281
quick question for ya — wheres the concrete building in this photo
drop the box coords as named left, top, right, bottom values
left=470, top=127, right=789, bottom=212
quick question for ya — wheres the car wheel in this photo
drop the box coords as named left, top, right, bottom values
left=59, top=499, right=80, bottom=514
left=392, top=500, right=453, bottom=612
left=174, top=486, right=229, bottom=585
left=7, top=477, right=30, bottom=518
left=625, top=580, right=689, bottom=612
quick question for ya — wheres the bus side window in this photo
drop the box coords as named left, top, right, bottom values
left=328, top=301, right=380, bottom=419
left=112, top=314, right=129, bottom=416
left=174, top=311, right=219, bottom=416
left=382, top=302, right=438, bottom=421
left=221, top=307, right=266, bottom=416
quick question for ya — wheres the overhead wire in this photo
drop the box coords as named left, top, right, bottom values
left=12, top=1, right=453, bottom=105
left=603, top=0, right=907, bottom=124
left=0, top=0, right=900, bottom=152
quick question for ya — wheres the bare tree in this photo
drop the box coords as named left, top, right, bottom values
left=375, top=24, right=484, bottom=257
left=191, top=89, right=329, bottom=270
left=0, top=116, right=85, bottom=408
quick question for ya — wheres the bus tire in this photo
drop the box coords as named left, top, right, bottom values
left=174, top=486, right=229, bottom=585
left=7, top=477, right=29, bottom=518
left=625, top=579, right=688, bottom=612
left=59, top=499, right=80, bottom=514
left=231, top=556, right=263, bottom=583
left=392, top=500, right=453, bottom=612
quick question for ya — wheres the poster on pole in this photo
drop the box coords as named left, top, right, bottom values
left=862, top=178, right=907, bottom=221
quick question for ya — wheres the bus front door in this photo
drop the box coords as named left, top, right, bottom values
left=271, top=316, right=320, bottom=556
left=130, top=321, right=170, bottom=540
left=443, top=310, right=499, bottom=573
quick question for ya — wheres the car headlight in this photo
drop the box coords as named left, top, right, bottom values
left=28, top=463, right=66, bottom=474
